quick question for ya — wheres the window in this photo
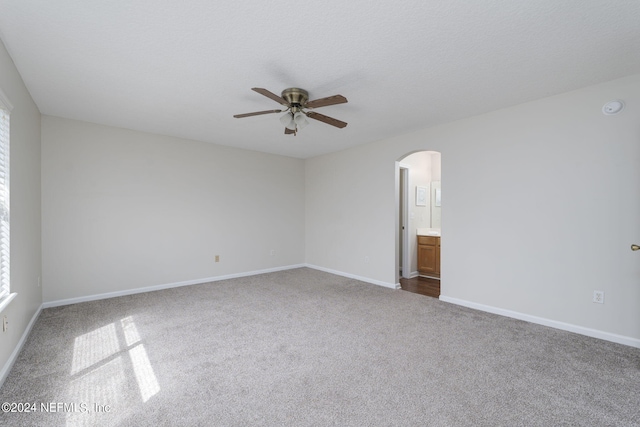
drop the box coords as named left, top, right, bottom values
left=0, top=89, right=11, bottom=310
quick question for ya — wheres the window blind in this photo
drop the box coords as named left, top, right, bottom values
left=0, top=107, right=9, bottom=301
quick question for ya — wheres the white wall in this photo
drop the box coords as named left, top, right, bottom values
left=42, top=116, right=305, bottom=302
left=0, top=40, right=42, bottom=375
left=430, top=152, right=442, bottom=229
left=306, top=74, right=640, bottom=343
left=430, top=152, right=441, bottom=181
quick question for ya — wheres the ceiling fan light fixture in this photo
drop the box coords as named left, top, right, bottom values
left=294, top=111, right=309, bottom=129
left=280, top=112, right=296, bottom=130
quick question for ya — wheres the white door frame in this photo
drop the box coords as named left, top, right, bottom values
left=400, top=166, right=410, bottom=278
left=395, top=162, right=411, bottom=282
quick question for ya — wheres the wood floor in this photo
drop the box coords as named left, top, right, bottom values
left=399, top=276, right=440, bottom=298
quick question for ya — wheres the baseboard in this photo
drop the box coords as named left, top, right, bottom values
left=42, top=264, right=306, bottom=309
left=418, top=274, right=441, bottom=280
left=0, top=304, right=42, bottom=389
left=399, top=271, right=420, bottom=279
left=399, top=272, right=419, bottom=279
left=439, top=295, right=640, bottom=349
left=305, top=264, right=399, bottom=290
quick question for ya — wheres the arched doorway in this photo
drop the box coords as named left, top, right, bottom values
left=395, top=150, right=441, bottom=298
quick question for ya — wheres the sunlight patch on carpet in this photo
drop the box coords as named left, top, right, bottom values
left=129, top=344, right=160, bottom=402
left=121, top=316, right=141, bottom=346
left=66, top=357, right=127, bottom=426
left=69, top=317, right=160, bottom=407
left=71, top=323, right=119, bottom=375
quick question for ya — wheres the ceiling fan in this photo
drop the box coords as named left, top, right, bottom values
left=234, top=87, right=348, bottom=135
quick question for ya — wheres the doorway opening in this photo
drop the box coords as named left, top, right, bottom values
left=395, top=151, right=441, bottom=298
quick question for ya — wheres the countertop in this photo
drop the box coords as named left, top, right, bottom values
left=417, top=228, right=441, bottom=237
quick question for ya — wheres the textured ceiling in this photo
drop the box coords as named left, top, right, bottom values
left=0, top=1, right=639, bottom=158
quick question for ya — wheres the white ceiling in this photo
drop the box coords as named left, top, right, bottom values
left=0, top=1, right=639, bottom=158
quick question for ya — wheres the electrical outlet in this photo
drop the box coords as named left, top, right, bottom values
left=364, top=256, right=370, bottom=263
left=2, top=315, right=7, bottom=332
left=38, top=276, right=41, bottom=287
left=270, top=249, right=276, bottom=256
left=593, top=291, right=604, bottom=304
left=215, top=255, right=220, bottom=263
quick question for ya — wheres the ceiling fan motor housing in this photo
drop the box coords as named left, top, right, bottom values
left=281, top=88, right=309, bottom=107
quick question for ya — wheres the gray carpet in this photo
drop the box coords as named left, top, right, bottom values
left=1, top=268, right=638, bottom=426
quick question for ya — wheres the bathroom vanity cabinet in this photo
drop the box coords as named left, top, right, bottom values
left=417, top=236, right=440, bottom=278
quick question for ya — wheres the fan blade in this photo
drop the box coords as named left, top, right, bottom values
left=233, top=109, right=282, bottom=118
left=306, top=111, right=348, bottom=128
left=284, top=128, right=296, bottom=135
left=305, top=94, right=348, bottom=109
left=252, top=88, right=289, bottom=106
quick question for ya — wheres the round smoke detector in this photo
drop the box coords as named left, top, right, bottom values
left=602, top=100, right=625, bottom=115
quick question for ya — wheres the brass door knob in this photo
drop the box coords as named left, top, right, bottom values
left=632, top=244, right=640, bottom=251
